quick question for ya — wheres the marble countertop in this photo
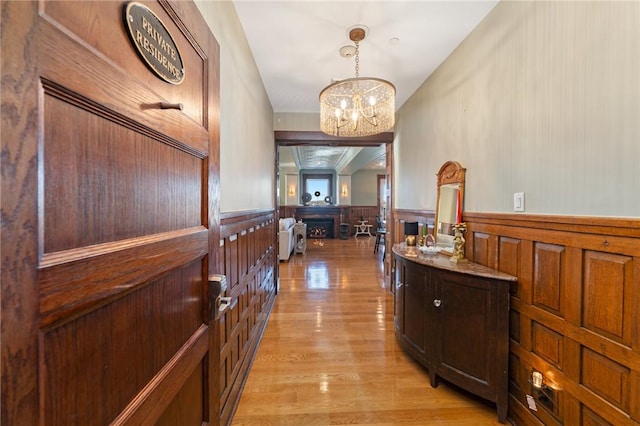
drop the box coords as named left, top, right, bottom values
left=392, top=243, right=518, bottom=282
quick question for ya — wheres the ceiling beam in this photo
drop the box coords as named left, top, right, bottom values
left=275, top=131, right=393, bottom=146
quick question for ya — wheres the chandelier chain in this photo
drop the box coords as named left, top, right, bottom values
left=319, top=26, right=395, bottom=137
left=354, top=41, right=359, bottom=78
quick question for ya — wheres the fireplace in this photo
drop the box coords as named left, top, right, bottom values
left=302, top=218, right=335, bottom=239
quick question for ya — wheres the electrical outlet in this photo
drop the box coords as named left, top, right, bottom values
left=514, top=192, right=525, bottom=212
left=526, top=394, right=537, bottom=411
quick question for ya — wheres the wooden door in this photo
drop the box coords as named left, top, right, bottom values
left=1, top=1, right=221, bottom=424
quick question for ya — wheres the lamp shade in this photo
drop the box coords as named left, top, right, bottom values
left=404, top=221, right=418, bottom=236
left=319, top=77, right=395, bottom=137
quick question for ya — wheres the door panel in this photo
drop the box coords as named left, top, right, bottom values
left=438, top=272, right=496, bottom=392
left=42, top=93, right=203, bottom=252
left=403, top=262, right=427, bottom=354
left=156, top=366, right=205, bottom=426
left=43, top=263, right=204, bottom=423
left=1, top=1, right=220, bottom=424
left=40, top=1, right=208, bottom=140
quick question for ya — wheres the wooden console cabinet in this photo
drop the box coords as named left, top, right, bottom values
left=393, top=244, right=517, bottom=423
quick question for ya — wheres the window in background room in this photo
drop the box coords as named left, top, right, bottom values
left=302, top=173, right=334, bottom=204
left=307, top=179, right=329, bottom=198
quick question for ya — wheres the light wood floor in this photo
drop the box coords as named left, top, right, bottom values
left=231, top=237, right=504, bottom=425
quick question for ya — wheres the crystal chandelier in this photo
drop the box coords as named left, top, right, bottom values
left=319, top=27, right=396, bottom=137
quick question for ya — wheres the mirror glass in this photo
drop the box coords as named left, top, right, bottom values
left=434, top=161, right=466, bottom=253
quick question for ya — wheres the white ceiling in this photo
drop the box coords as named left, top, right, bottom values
left=232, top=0, right=499, bottom=170
left=279, top=144, right=387, bottom=173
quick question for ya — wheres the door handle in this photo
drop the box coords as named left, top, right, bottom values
left=208, top=274, right=227, bottom=321
left=216, top=296, right=232, bottom=317
left=433, top=299, right=442, bottom=307
left=159, top=101, right=183, bottom=110
left=142, top=101, right=184, bottom=111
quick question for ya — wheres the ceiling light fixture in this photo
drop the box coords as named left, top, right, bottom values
left=319, top=26, right=395, bottom=137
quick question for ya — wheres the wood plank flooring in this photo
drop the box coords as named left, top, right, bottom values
left=231, top=237, right=504, bottom=425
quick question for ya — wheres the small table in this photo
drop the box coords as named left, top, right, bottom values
left=293, top=223, right=307, bottom=255
left=339, top=223, right=350, bottom=240
left=354, top=220, right=373, bottom=237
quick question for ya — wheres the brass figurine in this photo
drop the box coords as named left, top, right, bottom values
left=450, top=223, right=467, bottom=263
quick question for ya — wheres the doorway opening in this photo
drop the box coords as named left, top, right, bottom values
left=274, top=131, right=394, bottom=277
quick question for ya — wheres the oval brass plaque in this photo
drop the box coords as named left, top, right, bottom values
left=124, top=2, right=185, bottom=85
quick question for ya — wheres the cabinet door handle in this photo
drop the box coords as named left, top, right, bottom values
left=433, top=299, right=442, bottom=307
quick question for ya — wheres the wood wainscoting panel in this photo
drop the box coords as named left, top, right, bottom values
left=498, top=237, right=522, bottom=295
left=583, top=251, right=634, bottom=346
left=533, top=242, right=566, bottom=317
left=582, top=347, right=630, bottom=412
left=218, top=210, right=277, bottom=425
left=583, top=406, right=614, bottom=426
left=472, top=232, right=492, bottom=268
left=248, top=227, right=257, bottom=268
left=464, top=212, right=640, bottom=426
left=391, top=209, right=436, bottom=245
left=508, top=353, right=522, bottom=391
left=532, top=321, right=564, bottom=369
left=239, top=230, right=250, bottom=279
left=510, top=310, right=521, bottom=344
left=225, top=234, right=240, bottom=292
left=280, top=205, right=381, bottom=239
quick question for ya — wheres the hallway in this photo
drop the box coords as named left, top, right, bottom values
left=231, top=237, right=503, bottom=425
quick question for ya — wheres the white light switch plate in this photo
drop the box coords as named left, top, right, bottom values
left=514, top=192, right=525, bottom=212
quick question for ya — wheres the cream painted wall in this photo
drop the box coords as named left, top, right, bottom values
left=352, top=169, right=380, bottom=206
left=395, top=1, right=640, bottom=217
left=274, top=113, right=320, bottom=131
left=195, top=1, right=275, bottom=212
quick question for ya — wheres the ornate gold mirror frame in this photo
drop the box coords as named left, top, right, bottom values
left=434, top=161, right=466, bottom=253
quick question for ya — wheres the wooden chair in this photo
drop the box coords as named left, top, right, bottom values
left=374, top=216, right=386, bottom=256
